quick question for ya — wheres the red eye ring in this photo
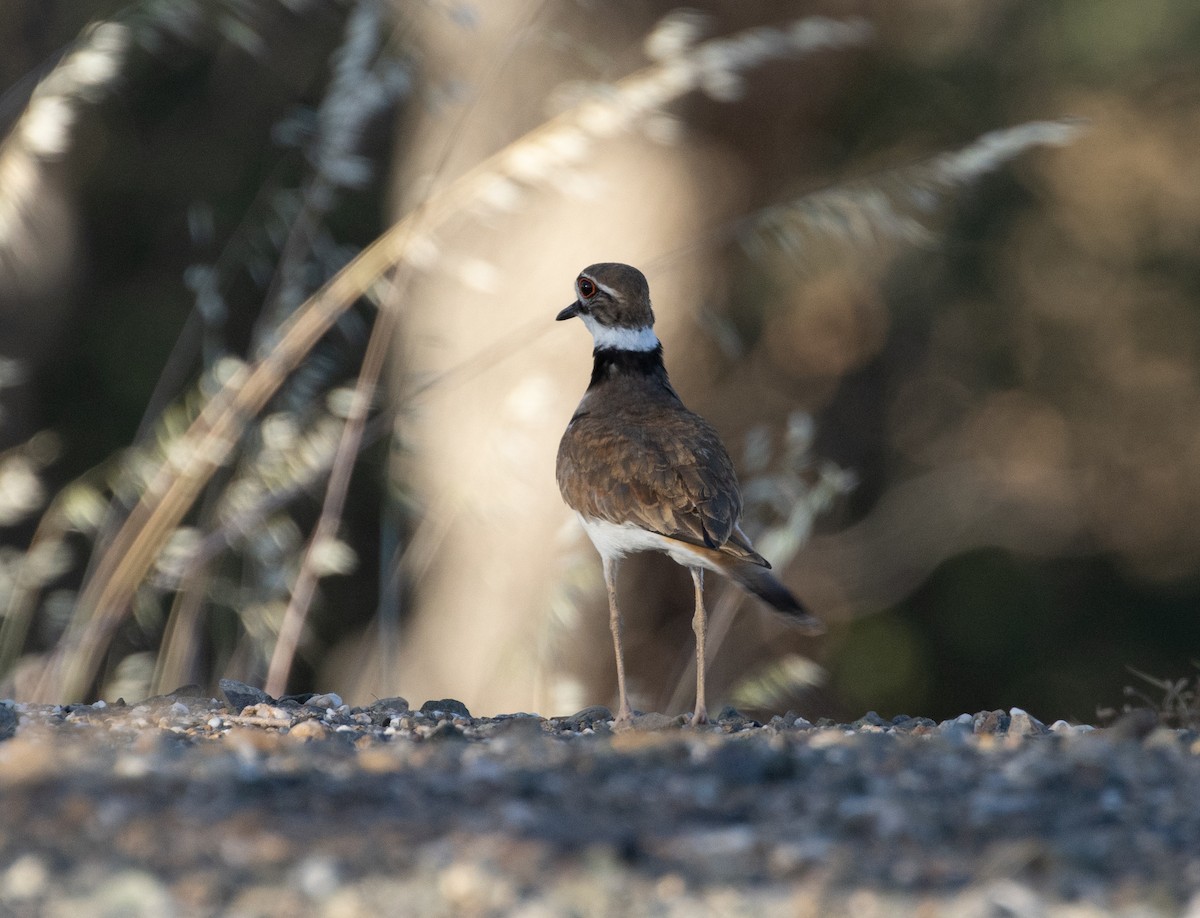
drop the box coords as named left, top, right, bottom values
left=578, top=277, right=597, bottom=299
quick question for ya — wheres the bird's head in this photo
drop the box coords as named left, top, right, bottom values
left=557, top=262, right=659, bottom=351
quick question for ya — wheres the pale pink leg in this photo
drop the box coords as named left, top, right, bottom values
left=602, top=556, right=632, bottom=723
left=690, top=567, right=708, bottom=726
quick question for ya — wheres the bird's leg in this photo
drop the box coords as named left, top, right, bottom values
left=602, top=555, right=632, bottom=724
left=690, top=566, right=709, bottom=726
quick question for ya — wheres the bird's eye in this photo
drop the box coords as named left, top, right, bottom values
left=578, top=277, right=597, bottom=299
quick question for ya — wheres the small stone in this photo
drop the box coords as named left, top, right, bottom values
left=715, top=706, right=746, bottom=723
left=278, top=692, right=317, bottom=707
left=220, top=679, right=270, bottom=711
left=938, top=714, right=974, bottom=741
left=292, top=853, right=341, bottom=899
left=306, top=693, right=344, bottom=710
left=1, top=853, right=47, bottom=900
left=852, top=711, right=890, bottom=729
left=369, top=697, right=410, bottom=714
left=420, top=698, right=471, bottom=719
left=288, top=719, right=329, bottom=742
left=131, top=687, right=216, bottom=718
left=974, top=710, right=1010, bottom=734
left=560, top=705, right=613, bottom=729
left=242, top=703, right=292, bottom=722
left=488, top=716, right=544, bottom=740
left=1007, top=707, right=1048, bottom=736
left=425, top=721, right=467, bottom=742
left=0, top=703, right=18, bottom=741
left=631, top=712, right=675, bottom=731
left=894, top=716, right=937, bottom=735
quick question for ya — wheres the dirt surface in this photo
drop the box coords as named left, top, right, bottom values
left=1, top=686, right=1199, bottom=917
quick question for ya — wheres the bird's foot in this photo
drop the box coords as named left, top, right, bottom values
left=689, top=705, right=709, bottom=727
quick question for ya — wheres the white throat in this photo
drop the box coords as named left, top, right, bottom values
left=581, top=315, right=659, bottom=352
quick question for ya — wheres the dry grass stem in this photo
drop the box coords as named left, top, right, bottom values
left=264, top=269, right=402, bottom=698
left=739, top=120, right=1087, bottom=269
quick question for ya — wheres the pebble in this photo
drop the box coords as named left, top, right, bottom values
left=306, top=693, right=344, bottom=710
left=219, top=679, right=271, bottom=711
left=0, top=854, right=48, bottom=900
left=368, top=697, right=410, bottom=716
left=487, top=716, right=545, bottom=742
left=630, top=712, right=676, bottom=731
left=938, top=713, right=975, bottom=743
left=974, top=709, right=1011, bottom=734
left=292, top=854, right=341, bottom=899
left=288, top=719, right=329, bottom=742
left=1007, top=707, right=1048, bottom=736
left=419, top=698, right=471, bottom=719
left=0, top=703, right=18, bottom=741
left=559, top=705, right=613, bottom=729
left=240, top=703, right=292, bottom=722
left=853, top=711, right=890, bottom=729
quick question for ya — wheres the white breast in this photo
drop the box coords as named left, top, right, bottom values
left=577, top=516, right=719, bottom=572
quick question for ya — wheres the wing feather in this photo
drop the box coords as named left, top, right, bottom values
left=557, top=406, right=767, bottom=566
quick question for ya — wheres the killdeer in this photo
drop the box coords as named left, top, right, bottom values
left=556, top=262, right=824, bottom=726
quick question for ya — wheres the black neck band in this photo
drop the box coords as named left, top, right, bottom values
left=588, top=344, right=667, bottom=390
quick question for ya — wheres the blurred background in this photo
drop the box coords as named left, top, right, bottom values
left=1, top=0, right=1199, bottom=722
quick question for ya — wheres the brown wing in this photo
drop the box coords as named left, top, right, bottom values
left=557, top=407, right=766, bottom=565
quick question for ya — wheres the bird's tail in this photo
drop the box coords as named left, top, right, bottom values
left=700, top=547, right=825, bottom=633
left=662, top=535, right=825, bottom=634
left=725, top=559, right=825, bottom=634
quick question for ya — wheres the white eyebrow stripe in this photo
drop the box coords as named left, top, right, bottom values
left=581, top=316, right=659, bottom=351
left=582, top=276, right=620, bottom=300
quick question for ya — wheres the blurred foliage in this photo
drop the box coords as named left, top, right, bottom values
left=1, top=0, right=1199, bottom=718
left=1110, top=665, right=1200, bottom=731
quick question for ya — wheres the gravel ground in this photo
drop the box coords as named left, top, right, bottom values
left=1, top=684, right=1199, bottom=917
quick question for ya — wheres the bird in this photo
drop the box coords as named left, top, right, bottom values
left=555, top=262, right=824, bottom=726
